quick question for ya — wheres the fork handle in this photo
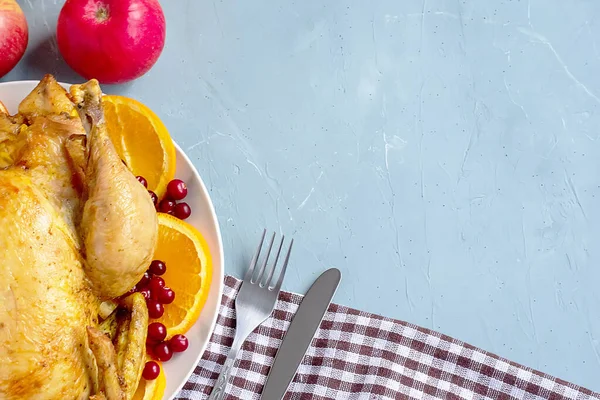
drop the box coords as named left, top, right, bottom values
left=207, top=342, right=242, bottom=400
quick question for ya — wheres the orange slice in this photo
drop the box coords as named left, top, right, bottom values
left=132, top=362, right=166, bottom=400
left=102, top=95, right=176, bottom=200
left=153, top=213, right=212, bottom=336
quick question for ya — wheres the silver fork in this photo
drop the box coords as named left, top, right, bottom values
left=208, top=230, right=293, bottom=400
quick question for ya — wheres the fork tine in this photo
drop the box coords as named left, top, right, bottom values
left=262, top=235, right=284, bottom=288
left=244, top=229, right=266, bottom=282
left=271, top=238, right=293, bottom=290
left=252, top=232, right=275, bottom=284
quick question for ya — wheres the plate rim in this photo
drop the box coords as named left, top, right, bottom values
left=0, top=79, right=224, bottom=400
left=169, top=141, right=224, bottom=399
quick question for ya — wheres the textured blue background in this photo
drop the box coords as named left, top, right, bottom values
left=5, top=0, right=600, bottom=391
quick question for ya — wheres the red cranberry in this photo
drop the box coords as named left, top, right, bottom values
left=158, top=199, right=176, bottom=213
left=169, top=334, right=189, bottom=353
left=173, top=202, right=191, bottom=220
left=138, top=288, right=151, bottom=301
left=158, top=287, right=175, bottom=304
left=147, top=300, right=164, bottom=319
left=147, top=322, right=167, bottom=342
left=142, top=361, right=160, bottom=380
left=136, top=176, right=148, bottom=188
left=149, top=260, right=166, bottom=276
left=153, top=342, right=172, bottom=362
left=138, top=272, right=151, bottom=288
left=150, top=289, right=159, bottom=301
left=148, top=191, right=158, bottom=207
left=145, top=342, right=157, bottom=359
left=148, top=276, right=165, bottom=293
left=167, top=179, right=188, bottom=200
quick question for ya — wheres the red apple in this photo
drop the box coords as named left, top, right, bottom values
left=0, top=0, right=28, bottom=78
left=57, top=0, right=166, bottom=84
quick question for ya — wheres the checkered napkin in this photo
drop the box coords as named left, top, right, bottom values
left=177, top=276, right=599, bottom=400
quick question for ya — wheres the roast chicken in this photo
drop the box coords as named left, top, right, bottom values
left=0, top=76, right=158, bottom=399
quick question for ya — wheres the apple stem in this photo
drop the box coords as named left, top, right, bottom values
left=96, top=5, right=110, bottom=22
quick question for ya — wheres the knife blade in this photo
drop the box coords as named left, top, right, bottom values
left=260, top=268, right=342, bottom=400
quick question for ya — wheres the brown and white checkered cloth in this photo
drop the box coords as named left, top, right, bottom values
left=177, top=276, right=599, bottom=399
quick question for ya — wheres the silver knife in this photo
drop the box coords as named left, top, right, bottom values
left=260, top=268, right=342, bottom=400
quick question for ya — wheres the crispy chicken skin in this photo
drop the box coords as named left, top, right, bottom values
left=0, top=75, right=154, bottom=400
left=71, top=81, right=158, bottom=300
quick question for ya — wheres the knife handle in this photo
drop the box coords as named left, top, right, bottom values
left=207, top=345, right=241, bottom=400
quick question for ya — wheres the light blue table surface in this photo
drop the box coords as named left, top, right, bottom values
left=5, top=0, right=600, bottom=391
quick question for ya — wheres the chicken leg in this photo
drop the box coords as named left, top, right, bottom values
left=70, top=80, right=158, bottom=299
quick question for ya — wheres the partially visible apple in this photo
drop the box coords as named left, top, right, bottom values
left=57, top=0, right=166, bottom=84
left=0, top=0, right=28, bottom=78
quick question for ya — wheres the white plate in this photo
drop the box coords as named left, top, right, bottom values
left=0, top=80, right=224, bottom=400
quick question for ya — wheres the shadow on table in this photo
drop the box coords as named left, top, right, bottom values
left=24, top=35, right=82, bottom=83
